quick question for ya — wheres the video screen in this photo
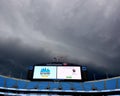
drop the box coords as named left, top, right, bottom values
left=32, top=65, right=82, bottom=80
left=57, top=66, right=82, bottom=80
left=33, top=66, right=57, bottom=79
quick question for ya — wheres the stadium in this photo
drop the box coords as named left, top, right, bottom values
left=0, top=62, right=120, bottom=96
left=1, top=0, right=120, bottom=96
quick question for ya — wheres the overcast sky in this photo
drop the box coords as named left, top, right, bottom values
left=0, top=0, right=120, bottom=79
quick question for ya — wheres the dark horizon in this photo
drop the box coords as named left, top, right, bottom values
left=1, top=61, right=119, bottom=81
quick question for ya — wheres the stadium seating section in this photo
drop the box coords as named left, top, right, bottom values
left=0, top=75, right=120, bottom=95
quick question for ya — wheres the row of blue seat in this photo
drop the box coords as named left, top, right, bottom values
left=0, top=75, right=120, bottom=91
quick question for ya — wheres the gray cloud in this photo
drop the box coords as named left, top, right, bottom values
left=0, top=0, right=120, bottom=78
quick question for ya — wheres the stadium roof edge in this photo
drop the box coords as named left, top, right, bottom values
left=0, top=74, right=29, bottom=82
left=32, top=62, right=82, bottom=66
left=0, top=74, right=120, bottom=82
left=85, top=75, right=120, bottom=83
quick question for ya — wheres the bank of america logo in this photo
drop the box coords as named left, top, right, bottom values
left=40, top=68, right=50, bottom=77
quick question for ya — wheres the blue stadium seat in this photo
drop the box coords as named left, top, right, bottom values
left=68, top=82, right=75, bottom=90
left=73, top=82, right=83, bottom=90
left=117, top=78, right=120, bottom=89
left=27, top=81, right=39, bottom=89
left=106, top=79, right=117, bottom=90
left=17, top=80, right=28, bottom=89
left=49, top=82, right=59, bottom=90
left=83, top=82, right=93, bottom=91
left=61, top=82, right=71, bottom=90
left=0, top=76, right=5, bottom=87
left=6, top=78, right=17, bottom=88
left=93, top=80, right=105, bottom=90
left=38, top=82, right=49, bottom=89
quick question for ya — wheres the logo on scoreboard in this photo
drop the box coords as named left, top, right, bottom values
left=40, top=68, right=50, bottom=78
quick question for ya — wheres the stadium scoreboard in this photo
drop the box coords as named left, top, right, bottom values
left=27, top=63, right=88, bottom=81
left=33, top=66, right=82, bottom=80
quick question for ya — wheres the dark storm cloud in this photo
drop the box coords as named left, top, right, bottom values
left=0, top=0, right=120, bottom=78
left=0, top=37, right=53, bottom=78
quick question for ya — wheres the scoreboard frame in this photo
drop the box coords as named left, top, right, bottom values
left=27, top=62, right=88, bottom=82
